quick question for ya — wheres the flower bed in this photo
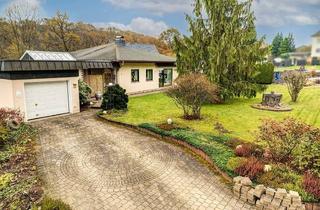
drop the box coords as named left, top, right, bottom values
left=138, top=120, right=320, bottom=204
left=0, top=108, right=43, bottom=209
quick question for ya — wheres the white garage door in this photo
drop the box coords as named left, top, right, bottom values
left=25, top=81, right=70, bottom=120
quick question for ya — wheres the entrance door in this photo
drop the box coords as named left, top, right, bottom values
left=159, top=69, right=173, bottom=87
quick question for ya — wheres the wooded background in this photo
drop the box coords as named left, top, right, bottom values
left=0, top=3, right=172, bottom=59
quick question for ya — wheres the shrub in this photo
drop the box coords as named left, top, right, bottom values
left=310, top=70, right=317, bottom=78
left=101, top=84, right=129, bottom=111
left=226, top=157, right=247, bottom=171
left=0, top=173, right=14, bottom=191
left=235, top=157, right=264, bottom=180
left=254, top=62, right=275, bottom=84
left=79, top=80, right=92, bottom=106
left=235, top=144, right=253, bottom=157
left=257, top=118, right=319, bottom=163
left=166, top=73, right=220, bottom=120
left=40, top=197, right=72, bottom=210
left=257, top=165, right=301, bottom=188
left=0, top=125, right=10, bottom=148
left=0, top=108, right=23, bottom=126
left=294, top=136, right=320, bottom=176
left=283, top=70, right=307, bottom=102
left=303, top=172, right=320, bottom=199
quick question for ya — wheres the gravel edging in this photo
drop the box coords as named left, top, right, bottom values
left=96, top=114, right=233, bottom=183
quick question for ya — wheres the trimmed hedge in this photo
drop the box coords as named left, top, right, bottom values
left=139, top=123, right=235, bottom=176
left=255, top=63, right=275, bottom=84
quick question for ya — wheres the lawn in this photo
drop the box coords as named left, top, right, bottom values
left=105, top=84, right=320, bottom=141
left=275, top=65, right=320, bottom=72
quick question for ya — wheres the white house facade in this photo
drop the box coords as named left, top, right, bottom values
left=311, top=31, right=320, bottom=58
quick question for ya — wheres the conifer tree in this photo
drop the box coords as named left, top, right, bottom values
left=174, top=0, right=268, bottom=100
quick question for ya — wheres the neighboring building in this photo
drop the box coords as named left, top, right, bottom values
left=287, top=52, right=311, bottom=66
left=311, top=31, right=320, bottom=58
left=0, top=36, right=177, bottom=121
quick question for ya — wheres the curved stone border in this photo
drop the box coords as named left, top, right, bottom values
left=251, top=104, right=293, bottom=112
left=96, top=114, right=233, bottom=183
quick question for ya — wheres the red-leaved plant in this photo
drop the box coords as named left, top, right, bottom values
left=235, top=144, right=253, bottom=157
left=0, top=108, right=23, bottom=125
left=235, top=157, right=264, bottom=180
left=303, top=172, right=320, bottom=199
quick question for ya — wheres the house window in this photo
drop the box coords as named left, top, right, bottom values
left=146, top=69, right=153, bottom=81
left=131, top=69, right=139, bottom=82
left=316, top=48, right=320, bottom=53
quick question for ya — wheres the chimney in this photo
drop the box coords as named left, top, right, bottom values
left=115, top=36, right=125, bottom=46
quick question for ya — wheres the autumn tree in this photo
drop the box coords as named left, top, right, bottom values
left=174, top=0, right=267, bottom=100
left=44, top=12, right=80, bottom=51
left=159, top=28, right=181, bottom=49
left=5, top=1, right=40, bottom=58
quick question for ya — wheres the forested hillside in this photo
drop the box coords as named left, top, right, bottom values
left=0, top=7, right=172, bottom=59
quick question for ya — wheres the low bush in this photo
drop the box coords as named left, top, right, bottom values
left=79, top=80, right=92, bottom=106
left=0, top=108, right=23, bottom=126
left=257, top=118, right=320, bottom=163
left=257, top=165, right=301, bottom=188
left=235, top=144, right=253, bottom=157
left=310, top=70, right=317, bottom=78
left=294, top=136, right=320, bottom=176
left=101, top=84, right=129, bottom=111
left=226, top=157, right=247, bottom=171
left=235, top=157, right=264, bottom=180
left=283, top=70, right=307, bottom=102
left=0, top=173, right=14, bottom=191
left=40, top=197, right=72, bottom=210
left=303, top=172, right=320, bottom=200
left=166, top=73, right=220, bottom=120
left=254, top=62, right=275, bottom=84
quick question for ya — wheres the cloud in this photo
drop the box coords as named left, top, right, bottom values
left=102, top=0, right=192, bottom=15
left=95, top=17, right=169, bottom=36
left=253, top=0, right=320, bottom=26
left=2, top=0, right=44, bottom=18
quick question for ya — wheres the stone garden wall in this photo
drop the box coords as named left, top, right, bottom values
left=233, top=176, right=306, bottom=210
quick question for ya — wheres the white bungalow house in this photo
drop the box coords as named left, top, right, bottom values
left=0, top=36, right=177, bottom=121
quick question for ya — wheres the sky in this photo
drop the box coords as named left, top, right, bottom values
left=0, top=0, right=319, bottom=46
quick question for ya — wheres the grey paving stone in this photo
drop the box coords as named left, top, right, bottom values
left=33, top=111, right=255, bottom=210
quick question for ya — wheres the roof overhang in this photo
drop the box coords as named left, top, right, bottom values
left=0, top=60, right=114, bottom=72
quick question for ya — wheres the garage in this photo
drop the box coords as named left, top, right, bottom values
left=25, top=81, right=70, bottom=120
left=0, top=59, right=113, bottom=122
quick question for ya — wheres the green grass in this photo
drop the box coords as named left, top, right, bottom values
left=138, top=123, right=235, bottom=176
left=275, top=65, right=320, bottom=72
left=104, top=84, right=320, bottom=141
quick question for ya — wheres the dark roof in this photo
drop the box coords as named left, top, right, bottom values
left=71, top=42, right=176, bottom=63
left=312, top=31, right=320, bottom=37
left=0, top=60, right=113, bottom=72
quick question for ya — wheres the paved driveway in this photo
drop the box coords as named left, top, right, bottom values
left=33, top=112, right=253, bottom=210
